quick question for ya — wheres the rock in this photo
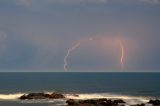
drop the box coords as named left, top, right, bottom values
left=114, top=99, right=126, bottom=104
left=66, top=99, right=125, bottom=106
left=66, top=99, right=78, bottom=105
left=19, top=94, right=27, bottom=100
left=79, top=99, right=97, bottom=104
left=19, top=92, right=65, bottom=100
left=130, top=103, right=145, bottom=106
left=49, top=93, right=65, bottom=99
left=148, top=99, right=160, bottom=105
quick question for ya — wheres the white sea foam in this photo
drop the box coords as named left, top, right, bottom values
left=0, top=91, right=54, bottom=100
left=0, top=93, right=24, bottom=100
left=65, top=93, right=151, bottom=105
left=20, top=99, right=67, bottom=106
left=20, top=99, right=66, bottom=103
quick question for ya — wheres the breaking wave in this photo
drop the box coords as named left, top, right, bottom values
left=0, top=92, right=154, bottom=105
left=0, top=93, right=24, bottom=100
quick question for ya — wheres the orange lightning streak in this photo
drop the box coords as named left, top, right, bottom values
left=118, top=40, right=124, bottom=69
left=64, top=38, right=93, bottom=71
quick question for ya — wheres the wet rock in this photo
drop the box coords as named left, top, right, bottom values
left=19, top=92, right=65, bottom=100
left=148, top=99, right=160, bottom=105
left=66, top=99, right=125, bottom=106
left=66, top=99, right=78, bottom=105
left=114, top=99, right=126, bottom=104
left=49, top=93, right=65, bottom=99
left=79, top=99, right=98, bottom=104
left=130, top=103, right=145, bottom=106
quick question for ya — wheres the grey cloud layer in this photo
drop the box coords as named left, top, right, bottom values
left=0, top=0, right=160, bottom=71
left=3, top=0, right=160, bottom=6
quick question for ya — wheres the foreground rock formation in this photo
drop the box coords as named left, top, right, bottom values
left=19, top=92, right=65, bottom=100
left=130, top=103, right=145, bottom=106
left=148, top=99, right=160, bottom=106
left=19, top=92, right=160, bottom=106
left=66, top=98, right=125, bottom=106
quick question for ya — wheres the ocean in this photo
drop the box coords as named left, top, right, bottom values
left=0, top=72, right=159, bottom=106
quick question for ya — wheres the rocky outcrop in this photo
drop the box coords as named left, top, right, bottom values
left=148, top=99, right=160, bottom=105
left=66, top=98, right=125, bottom=106
left=130, top=103, right=145, bottom=106
left=19, top=92, right=160, bottom=106
left=19, top=93, right=65, bottom=100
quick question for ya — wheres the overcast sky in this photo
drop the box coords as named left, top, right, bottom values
left=0, top=0, right=160, bottom=72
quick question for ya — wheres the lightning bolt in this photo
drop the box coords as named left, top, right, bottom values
left=64, top=38, right=93, bottom=71
left=118, top=40, right=124, bottom=69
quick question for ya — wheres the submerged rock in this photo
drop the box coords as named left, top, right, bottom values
left=66, top=98, right=125, bottom=106
left=19, top=92, right=65, bottom=100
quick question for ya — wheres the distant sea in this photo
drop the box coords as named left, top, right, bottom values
left=0, top=72, right=160, bottom=106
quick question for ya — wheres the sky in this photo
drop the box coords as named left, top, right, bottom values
left=0, top=0, right=160, bottom=72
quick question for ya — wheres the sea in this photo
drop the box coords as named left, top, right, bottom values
left=0, top=72, right=159, bottom=106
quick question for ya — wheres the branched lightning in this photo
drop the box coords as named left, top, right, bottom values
left=64, top=38, right=93, bottom=71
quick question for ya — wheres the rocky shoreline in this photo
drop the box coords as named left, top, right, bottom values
left=19, top=92, right=160, bottom=106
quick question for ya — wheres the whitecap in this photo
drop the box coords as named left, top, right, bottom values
left=0, top=93, right=25, bottom=100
